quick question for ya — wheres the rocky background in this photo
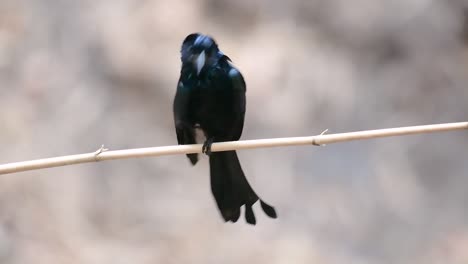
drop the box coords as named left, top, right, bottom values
left=0, top=0, right=468, bottom=263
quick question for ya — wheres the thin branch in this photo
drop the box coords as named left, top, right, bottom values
left=0, top=122, right=467, bottom=175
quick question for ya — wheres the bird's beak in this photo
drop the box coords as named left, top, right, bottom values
left=195, top=50, right=206, bottom=75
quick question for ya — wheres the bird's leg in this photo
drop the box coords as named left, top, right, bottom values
left=202, top=137, right=214, bottom=155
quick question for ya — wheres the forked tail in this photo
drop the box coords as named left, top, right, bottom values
left=209, top=150, right=277, bottom=225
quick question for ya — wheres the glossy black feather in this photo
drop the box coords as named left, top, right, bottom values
left=173, top=33, right=276, bottom=225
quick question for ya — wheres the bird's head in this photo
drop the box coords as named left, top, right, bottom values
left=180, top=33, right=222, bottom=76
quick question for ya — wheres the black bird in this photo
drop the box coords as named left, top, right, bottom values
left=173, top=33, right=277, bottom=225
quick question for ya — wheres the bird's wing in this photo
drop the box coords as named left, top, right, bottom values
left=227, top=65, right=246, bottom=140
left=173, top=79, right=198, bottom=165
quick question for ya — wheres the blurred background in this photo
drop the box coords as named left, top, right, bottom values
left=0, top=0, right=468, bottom=263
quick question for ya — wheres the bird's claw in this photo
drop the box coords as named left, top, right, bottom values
left=202, top=138, right=214, bottom=155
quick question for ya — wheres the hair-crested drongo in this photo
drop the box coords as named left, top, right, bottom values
left=173, top=33, right=277, bottom=225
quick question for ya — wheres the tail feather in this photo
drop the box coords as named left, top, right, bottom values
left=245, top=205, right=256, bottom=225
left=260, top=200, right=277, bottom=218
left=209, top=150, right=276, bottom=224
left=231, top=208, right=241, bottom=222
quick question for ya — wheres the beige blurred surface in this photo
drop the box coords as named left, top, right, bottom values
left=1, top=0, right=468, bottom=263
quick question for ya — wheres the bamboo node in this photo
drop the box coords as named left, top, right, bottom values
left=94, top=145, right=109, bottom=160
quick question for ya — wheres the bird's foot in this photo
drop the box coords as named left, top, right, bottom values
left=202, top=138, right=214, bottom=155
